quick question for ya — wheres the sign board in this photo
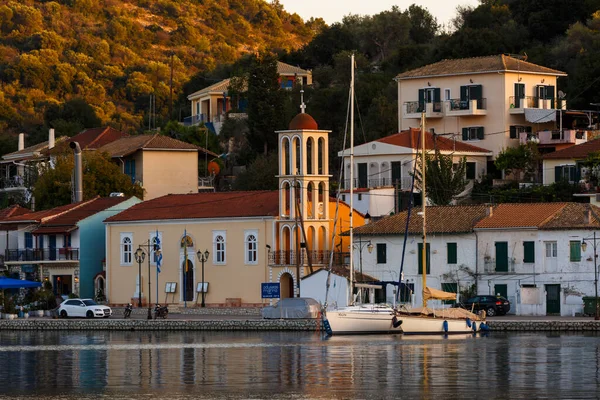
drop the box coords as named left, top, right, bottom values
left=165, top=282, right=177, bottom=293
left=196, top=282, right=208, bottom=293
left=261, top=283, right=280, bottom=299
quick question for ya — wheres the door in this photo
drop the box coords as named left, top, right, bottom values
left=182, top=259, right=194, bottom=302
left=494, top=284, right=508, bottom=299
left=49, top=235, right=56, bottom=260
left=546, top=284, right=561, bottom=315
left=514, top=83, right=525, bottom=107
left=358, top=163, right=368, bottom=188
left=391, top=161, right=401, bottom=187
left=495, top=242, right=508, bottom=272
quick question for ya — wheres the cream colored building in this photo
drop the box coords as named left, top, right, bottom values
left=396, top=54, right=569, bottom=160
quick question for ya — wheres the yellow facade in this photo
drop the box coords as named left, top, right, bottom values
left=135, top=150, right=199, bottom=200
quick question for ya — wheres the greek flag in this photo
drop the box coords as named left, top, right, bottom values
left=155, top=229, right=162, bottom=273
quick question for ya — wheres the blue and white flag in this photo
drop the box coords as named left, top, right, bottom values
left=155, top=229, right=162, bottom=273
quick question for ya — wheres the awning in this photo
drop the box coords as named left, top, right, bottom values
left=524, top=108, right=556, bottom=123
left=0, top=277, right=42, bottom=289
left=31, top=226, right=77, bottom=235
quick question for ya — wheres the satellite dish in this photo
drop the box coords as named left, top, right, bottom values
left=207, top=161, right=220, bottom=176
left=558, top=90, right=566, bottom=99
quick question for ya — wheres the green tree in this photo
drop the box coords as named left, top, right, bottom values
left=33, top=152, right=143, bottom=210
left=416, top=149, right=467, bottom=206
left=233, top=152, right=278, bottom=191
left=494, top=144, right=539, bottom=182
left=246, top=53, right=285, bottom=155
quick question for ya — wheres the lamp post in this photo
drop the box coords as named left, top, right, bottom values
left=582, top=232, right=599, bottom=320
left=196, top=249, right=210, bottom=307
left=134, top=248, right=145, bottom=308
left=353, top=236, right=374, bottom=278
left=137, top=240, right=159, bottom=320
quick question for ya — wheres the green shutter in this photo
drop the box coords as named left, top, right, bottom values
left=462, top=127, right=468, bottom=140
left=418, top=89, right=425, bottom=111
left=570, top=241, right=581, bottom=262
left=377, top=243, right=387, bottom=264
left=495, top=242, right=508, bottom=272
left=546, top=85, right=555, bottom=100
left=434, top=88, right=441, bottom=102
left=523, top=241, right=535, bottom=263
left=555, top=166, right=562, bottom=182
left=509, top=126, right=517, bottom=139
left=418, top=243, right=430, bottom=274
left=460, top=86, right=467, bottom=101
left=477, top=127, right=484, bottom=140
left=472, top=85, right=483, bottom=99
left=569, top=166, right=576, bottom=183
left=442, top=282, right=457, bottom=305
left=447, top=243, right=457, bottom=264
left=466, top=162, right=476, bottom=180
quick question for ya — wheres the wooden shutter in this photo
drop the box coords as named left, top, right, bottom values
left=434, top=88, right=441, bottom=102
left=495, top=242, right=508, bottom=272
left=477, top=127, right=484, bottom=140
left=510, top=126, right=517, bottom=139
left=418, top=89, right=425, bottom=111
left=546, top=85, right=555, bottom=100
left=523, top=241, right=535, bottom=263
left=447, top=243, right=457, bottom=264
left=441, top=282, right=457, bottom=304
left=376, top=243, right=387, bottom=264
left=570, top=241, right=581, bottom=262
left=471, top=85, right=483, bottom=99
left=462, top=127, right=468, bottom=140
left=460, top=86, right=468, bottom=101
left=555, top=166, right=562, bottom=182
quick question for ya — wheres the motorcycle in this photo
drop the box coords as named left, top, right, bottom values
left=154, top=304, right=168, bottom=319
left=124, top=303, right=133, bottom=319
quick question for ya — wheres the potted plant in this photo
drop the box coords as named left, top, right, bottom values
left=3, top=297, right=17, bottom=320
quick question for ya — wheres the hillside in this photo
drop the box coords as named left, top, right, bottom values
left=0, top=0, right=316, bottom=144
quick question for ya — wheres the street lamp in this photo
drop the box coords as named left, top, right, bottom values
left=196, top=249, right=210, bottom=307
left=582, top=232, right=599, bottom=320
left=353, top=236, right=374, bottom=278
left=134, top=247, right=145, bottom=308
left=137, top=240, right=158, bottom=320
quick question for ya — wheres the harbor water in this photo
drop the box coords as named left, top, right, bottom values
left=0, top=330, right=599, bottom=399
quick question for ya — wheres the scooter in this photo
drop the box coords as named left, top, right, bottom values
left=154, top=304, right=168, bottom=319
left=124, top=303, right=133, bottom=319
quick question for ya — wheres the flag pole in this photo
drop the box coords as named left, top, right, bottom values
left=184, top=228, right=188, bottom=308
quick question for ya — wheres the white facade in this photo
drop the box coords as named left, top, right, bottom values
left=301, top=269, right=350, bottom=308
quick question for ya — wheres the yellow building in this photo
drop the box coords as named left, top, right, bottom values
left=104, top=112, right=363, bottom=306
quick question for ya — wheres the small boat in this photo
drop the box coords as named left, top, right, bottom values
left=395, top=113, right=488, bottom=334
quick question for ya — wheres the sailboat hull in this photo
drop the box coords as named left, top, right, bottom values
left=326, top=306, right=403, bottom=335
left=399, top=315, right=482, bottom=334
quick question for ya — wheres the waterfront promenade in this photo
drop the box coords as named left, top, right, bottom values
left=1, top=307, right=599, bottom=332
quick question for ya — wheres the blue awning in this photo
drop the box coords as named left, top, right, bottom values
left=0, top=277, right=42, bottom=289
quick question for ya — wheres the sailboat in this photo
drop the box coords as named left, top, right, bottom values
left=395, top=112, right=488, bottom=334
left=323, top=54, right=402, bottom=335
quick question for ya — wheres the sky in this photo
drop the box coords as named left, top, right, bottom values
left=277, top=0, right=481, bottom=28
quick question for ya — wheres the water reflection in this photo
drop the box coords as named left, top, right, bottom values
left=0, top=331, right=599, bottom=398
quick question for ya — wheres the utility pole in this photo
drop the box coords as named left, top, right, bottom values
left=169, top=52, right=174, bottom=121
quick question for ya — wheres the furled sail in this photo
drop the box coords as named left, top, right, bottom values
left=423, top=286, right=457, bottom=301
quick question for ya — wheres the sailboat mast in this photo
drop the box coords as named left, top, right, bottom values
left=421, top=111, right=427, bottom=308
left=349, top=53, right=355, bottom=306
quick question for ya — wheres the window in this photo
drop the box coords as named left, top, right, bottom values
left=447, top=243, right=457, bottom=264
left=545, top=241, right=557, bottom=258
left=399, top=282, right=414, bottom=302
left=25, top=232, right=33, bottom=248
left=245, top=231, right=258, bottom=265
left=441, top=282, right=457, bottom=305
left=341, top=195, right=346, bottom=202
left=462, top=127, right=484, bottom=141
left=523, top=241, right=535, bottom=263
left=120, top=233, right=133, bottom=265
left=124, top=159, right=136, bottom=184
left=466, top=162, right=476, bottom=180
left=554, top=165, right=577, bottom=184
left=418, top=243, right=430, bottom=274
left=213, top=231, right=226, bottom=264
left=376, top=243, right=387, bottom=264
left=444, top=89, right=451, bottom=101
left=509, top=125, right=532, bottom=139
left=358, top=194, right=362, bottom=201
left=570, top=240, right=581, bottom=262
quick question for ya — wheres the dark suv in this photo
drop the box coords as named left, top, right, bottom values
left=458, top=295, right=510, bottom=317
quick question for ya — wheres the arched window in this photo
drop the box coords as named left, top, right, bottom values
left=213, top=232, right=226, bottom=264
left=121, top=234, right=132, bottom=265
left=245, top=232, right=258, bottom=264
left=180, top=235, right=194, bottom=248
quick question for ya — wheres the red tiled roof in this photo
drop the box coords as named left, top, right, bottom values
left=354, top=205, right=492, bottom=235
left=35, top=197, right=131, bottom=229
left=3, top=136, right=69, bottom=159
left=98, top=134, right=217, bottom=158
left=475, top=202, right=600, bottom=229
left=396, top=54, right=566, bottom=79
left=0, top=199, right=97, bottom=224
left=377, top=128, right=492, bottom=154
left=49, top=127, right=129, bottom=154
left=105, top=191, right=280, bottom=222
left=542, top=138, right=600, bottom=160
left=0, top=205, right=30, bottom=220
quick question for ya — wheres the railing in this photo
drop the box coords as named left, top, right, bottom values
left=268, top=250, right=350, bottom=266
left=341, top=177, right=412, bottom=190
left=483, top=258, right=515, bottom=273
left=0, top=175, right=27, bottom=190
left=198, top=176, right=214, bottom=188
left=5, top=248, right=80, bottom=262
left=405, top=101, right=422, bottom=114
left=509, top=96, right=564, bottom=109
left=521, top=130, right=587, bottom=145
left=448, top=98, right=487, bottom=111
left=182, top=114, right=206, bottom=126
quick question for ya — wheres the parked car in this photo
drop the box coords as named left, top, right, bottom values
left=261, top=297, right=321, bottom=319
left=457, top=295, right=510, bottom=317
left=58, top=298, right=112, bottom=318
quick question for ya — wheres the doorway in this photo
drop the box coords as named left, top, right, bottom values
left=53, top=275, right=72, bottom=296
left=545, top=284, right=561, bottom=315
left=280, top=273, right=294, bottom=298
left=182, top=259, right=194, bottom=302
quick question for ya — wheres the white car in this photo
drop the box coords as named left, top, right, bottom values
left=58, top=298, right=112, bottom=318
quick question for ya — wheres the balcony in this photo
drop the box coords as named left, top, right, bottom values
left=509, top=97, right=566, bottom=114
left=519, top=129, right=587, bottom=146
left=341, top=177, right=413, bottom=191
left=445, top=98, right=487, bottom=116
left=5, top=247, right=80, bottom=263
left=268, top=250, right=349, bottom=267
left=483, top=258, right=515, bottom=274
left=182, top=114, right=206, bottom=126
left=198, top=176, right=215, bottom=191
left=403, top=101, right=443, bottom=119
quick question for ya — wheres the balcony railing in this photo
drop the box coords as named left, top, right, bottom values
left=405, top=101, right=421, bottom=114
left=5, top=248, right=80, bottom=262
left=519, top=130, right=587, bottom=146
left=483, top=258, right=515, bottom=273
left=448, top=98, right=486, bottom=111
left=182, top=114, right=206, bottom=126
left=509, top=96, right=566, bottom=110
left=268, top=250, right=349, bottom=266
left=342, top=177, right=413, bottom=191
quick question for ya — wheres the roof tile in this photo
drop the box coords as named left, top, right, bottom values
left=377, top=128, right=492, bottom=154
left=542, top=138, right=600, bottom=160
left=98, top=134, right=217, bottom=158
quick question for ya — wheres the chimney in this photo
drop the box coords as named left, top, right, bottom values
left=70, top=141, right=83, bottom=203
left=487, top=205, right=493, bottom=217
left=48, top=128, right=55, bottom=149
left=586, top=208, right=592, bottom=225
left=18, top=133, right=24, bottom=151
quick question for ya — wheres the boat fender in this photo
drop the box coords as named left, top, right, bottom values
left=472, top=321, right=477, bottom=332
left=480, top=322, right=490, bottom=331
left=466, top=317, right=472, bottom=328
left=323, top=318, right=333, bottom=336
left=392, top=316, right=402, bottom=328
left=443, top=320, right=448, bottom=333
